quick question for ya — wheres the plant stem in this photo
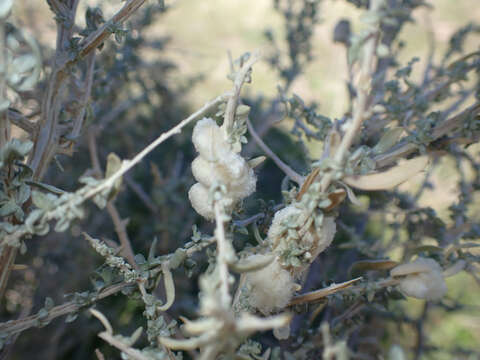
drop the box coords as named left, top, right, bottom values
left=222, top=52, right=261, bottom=137
left=247, top=119, right=304, bottom=184
left=320, top=0, right=383, bottom=192
left=214, top=202, right=231, bottom=308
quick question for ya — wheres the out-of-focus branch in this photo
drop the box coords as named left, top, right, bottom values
left=70, top=52, right=96, bottom=139
left=246, top=119, right=304, bottom=184
left=30, top=0, right=148, bottom=180
left=0, top=282, right=130, bottom=337
left=318, top=0, right=383, bottom=193
left=87, top=129, right=137, bottom=269
left=7, top=109, right=36, bottom=134
left=374, top=102, right=480, bottom=168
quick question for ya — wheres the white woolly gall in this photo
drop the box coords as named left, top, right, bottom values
left=306, top=216, right=336, bottom=260
left=191, top=155, right=256, bottom=201
left=191, top=118, right=229, bottom=161
left=189, top=118, right=256, bottom=219
left=191, top=157, right=219, bottom=188
left=391, top=257, right=447, bottom=300
left=244, top=256, right=296, bottom=315
left=188, top=183, right=215, bottom=220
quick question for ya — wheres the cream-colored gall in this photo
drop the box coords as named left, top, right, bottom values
left=390, top=257, right=447, bottom=300
left=244, top=255, right=296, bottom=315
left=189, top=118, right=256, bottom=220
left=191, top=118, right=228, bottom=161
left=188, top=183, right=215, bottom=220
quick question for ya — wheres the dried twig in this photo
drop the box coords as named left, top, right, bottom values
left=87, top=128, right=137, bottom=268
left=89, top=131, right=137, bottom=267
left=97, top=331, right=149, bottom=360
left=246, top=119, right=304, bottom=184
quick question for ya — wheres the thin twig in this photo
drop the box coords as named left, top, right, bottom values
left=87, top=128, right=137, bottom=268
left=83, top=93, right=230, bottom=201
left=106, top=202, right=137, bottom=268
left=30, top=0, right=148, bottom=179
left=332, top=0, right=382, bottom=165
left=98, top=331, right=150, bottom=360
left=7, top=109, right=36, bottom=134
left=214, top=202, right=231, bottom=308
left=318, top=0, right=383, bottom=193
left=0, top=282, right=131, bottom=336
left=222, top=52, right=261, bottom=136
left=247, top=119, right=304, bottom=184
left=95, top=349, right=106, bottom=360
left=374, top=102, right=480, bottom=168
left=70, top=52, right=96, bottom=139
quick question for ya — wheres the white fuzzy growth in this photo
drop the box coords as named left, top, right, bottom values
left=244, top=256, right=296, bottom=315
left=191, top=118, right=229, bottom=161
left=188, top=183, right=215, bottom=220
left=189, top=118, right=256, bottom=219
left=391, top=257, right=447, bottom=300
left=309, top=216, right=336, bottom=259
left=191, top=157, right=219, bottom=187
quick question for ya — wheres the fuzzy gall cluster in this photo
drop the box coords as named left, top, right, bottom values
left=188, top=118, right=256, bottom=220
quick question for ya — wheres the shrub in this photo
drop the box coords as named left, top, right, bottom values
left=0, top=0, right=479, bottom=359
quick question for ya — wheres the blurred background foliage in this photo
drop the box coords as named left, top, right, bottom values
left=2, top=0, right=479, bottom=359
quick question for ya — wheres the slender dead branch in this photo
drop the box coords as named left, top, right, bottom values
left=87, top=128, right=137, bottom=268
left=97, top=331, right=150, bottom=360
left=70, top=52, right=96, bottom=139
left=83, top=93, right=230, bottom=201
left=247, top=119, right=304, bottom=184
left=7, top=109, right=36, bottom=134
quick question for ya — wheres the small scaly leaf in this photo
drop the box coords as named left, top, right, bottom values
left=372, top=127, right=404, bottom=154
